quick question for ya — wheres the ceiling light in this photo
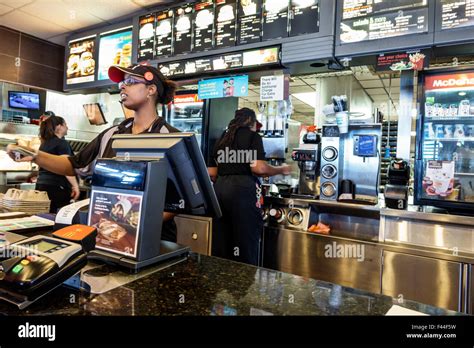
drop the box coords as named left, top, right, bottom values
left=458, top=92, right=467, bottom=96
left=292, top=92, right=316, bottom=108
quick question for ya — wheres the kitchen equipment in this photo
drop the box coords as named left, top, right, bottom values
left=384, top=159, right=410, bottom=210
left=339, top=179, right=354, bottom=200
left=292, top=143, right=320, bottom=197
left=320, top=125, right=342, bottom=201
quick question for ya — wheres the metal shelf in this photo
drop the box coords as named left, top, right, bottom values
left=425, top=138, right=474, bottom=142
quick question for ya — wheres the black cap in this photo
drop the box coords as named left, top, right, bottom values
left=108, top=64, right=166, bottom=98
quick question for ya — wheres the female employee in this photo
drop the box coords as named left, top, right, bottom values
left=36, top=115, right=80, bottom=213
left=208, top=107, right=291, bottom=266
left=8, top=64, right=179, bottom=241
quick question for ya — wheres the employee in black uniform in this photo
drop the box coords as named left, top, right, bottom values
left=36, top=115, right=80, bottom=213
left=208, top=107, right=290, bottom=265
left=8, top=64, right=179, bottom=241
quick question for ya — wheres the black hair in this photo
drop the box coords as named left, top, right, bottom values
left=153, top=79, right=177, bottom=106
left=215, top=107, right=257, bottom=149
left=43, top=111, right=56, bottom=117
left=39, top=115, right=65, bottom=143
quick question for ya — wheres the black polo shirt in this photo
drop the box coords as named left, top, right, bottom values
left=38, top=137, right=74, bottom=187
left=68, top=117, right=179, bottom=169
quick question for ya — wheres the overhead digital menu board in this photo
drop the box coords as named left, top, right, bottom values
left=238, top=0, right=263, bottom=44
left=441, top=0, right=474, bottom=30
left=290, top=0, right=319, bottom=37
left=155, top=10, right=174, bottom=58
left=174, top=5, right=193, bottom=55
left=262, top=0, right=289, bottom=41
left=159, top=46, right=279, bottom=78
left=215, top=0, right=237, bottom=48
left=66, top=36, right=96, bottom=85
left=193, top=0, right=215, bottom=52
left=138, top=14, right=155, bottom=61
left=339, top=1, right=428, bottom=44
left=98, top=28, right=132, bottom=81
left=342, top=0, right=427, bottom=19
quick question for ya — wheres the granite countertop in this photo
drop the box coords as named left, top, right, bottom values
left=0, top=253, right=460, bottom=316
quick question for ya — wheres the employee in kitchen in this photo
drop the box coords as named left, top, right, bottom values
left=208, top=107, right=291, bottom=265
left=8, top=64, right=179, bottom=242
left=36, top=115, right=80, bottom=213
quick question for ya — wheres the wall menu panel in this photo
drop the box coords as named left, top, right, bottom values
left=238, top=0, right=263, bottom=44
left=340, top=6, right=428, bottom=44
left=155, top=10, right=174, bottom=57
left=215, top=0, right=237, bottom=48
left=66, top=36, right=96, bottom=85
left=138, top=14, right=155, bottom=61
left=174, top=5, right=193, bottom=55
left=262, top=0, right=289, bottom=41
left=290, top=0, right=319, bottom=37
left=441, top=0, right=474, bottom=30
left=193, top=0, right=215, bottom=52
left=342, top=0, right=427, bottom=20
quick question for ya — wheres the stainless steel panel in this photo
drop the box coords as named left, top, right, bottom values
left=381, top=251, right=462, bottom=312
left=381, top=207, right=474, bottom=226
left=469, top=264, right=473, bottom=315
left=381, top=215, right=474, bottom=254
left=397, top=70, right=414, bottom=161
left=319, top=213, right=379, bottom=242
left=175, top=215, right=212, bottom=256
left=263, top=227, right=382, bottom=293
left=262, top=137, right=286, bottom=159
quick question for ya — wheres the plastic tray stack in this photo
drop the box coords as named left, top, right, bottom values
left=0, top=189, right=50, bottom=214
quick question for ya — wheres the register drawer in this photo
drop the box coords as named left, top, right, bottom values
left=381, top=251, right=463, bottom=312
left=175, top=215, right=212, bottom=256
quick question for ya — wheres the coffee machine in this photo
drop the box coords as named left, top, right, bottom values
left=320, top=123, right=381, bottom=204
left=292, top=129, right=321, bottom=197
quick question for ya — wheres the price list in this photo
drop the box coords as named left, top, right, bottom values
left=138, top=14, right=155, bottom=61
left=215, top=0, right=237, bottom=48
left=174, top=5, right=193, bottom=55
left=238, top=0, right=263, bottom=44
left=155, top=10, right=173, bottom=57
left=193, top=0, right=214, bottom=52
left=442, top=0, right=474, bottom=30
left=262, top=0, right=289, bottom=41
left=290, top=0, right=319, bottom=37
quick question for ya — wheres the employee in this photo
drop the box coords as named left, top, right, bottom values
left=8, top=64, right=179, bottom=241
left=36, top=115, right=80, bottom=213
left=208, top=107, right=290, bottom=266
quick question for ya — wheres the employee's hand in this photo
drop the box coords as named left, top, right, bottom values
left=6, top=144, right=36, bottom=162
left=70, top=186, right=80, bottom=200
left=280, top=164, right=292, bottom=175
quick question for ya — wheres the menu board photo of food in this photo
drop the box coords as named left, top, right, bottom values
left=138, top=14, right=155, bottom=61
left=156, top=10, right=174, bottom=57
left=66, top=36, right=96, bottom=85
left=215, top=0, right=237, bottom=48
left=238, top=0, right=263, bottom=44
left=262, top=0, right=289, bottom=41
left=98, top=28, right=132, bottom=81
left=174, top=5, right=193, bottom=55
left=89, top=190, right=143, bottom=258
left=193, top=0, right=215, bottom=52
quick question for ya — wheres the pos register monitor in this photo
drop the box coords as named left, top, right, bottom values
left=88, top=133, right=221, bottom=270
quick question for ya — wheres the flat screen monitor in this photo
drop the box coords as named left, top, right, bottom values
left=110, top=133, right=222, bottom=217
left=8, top=91, right=40, bottom=110
left=83, top=103, right=107, bottom=125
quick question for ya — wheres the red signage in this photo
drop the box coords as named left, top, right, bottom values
left=174, top=94, right=201, bottom=104
left=425, top=73, right=474, bottom=91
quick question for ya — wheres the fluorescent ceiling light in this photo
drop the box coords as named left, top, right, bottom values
left=292, top=92, right=316, bottom=108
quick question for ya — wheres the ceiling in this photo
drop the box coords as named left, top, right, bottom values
left=0, top=0, right=172, bottom=45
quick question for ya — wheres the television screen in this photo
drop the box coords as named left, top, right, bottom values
left=83, top=103, right=107, bottom=125
left=8, top=91, right=40, bottom=110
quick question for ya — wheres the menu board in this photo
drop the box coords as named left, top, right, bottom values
left=193, top=0, right=215, bottom=52
left=159, top=46, right=279, bottom=77
left=441, top=0, right=474, bottom=30
left=138, top=14, right=155, bottom=61
left=340, top=7, right=429, bottom=43
left=342, top=0, right=427, bottom=20
left=290, top=0, right=319, bottom=36
left=238, top=0, right=263, bottom=44
left=215, top=0, right=237, bottom=48
left=156, top=10, right=174, bottom=57
left=174, top=5, right=193, bottom=55
left=98, top=28, right=132, bottom=81
left=262, top=0, right=289, bottom=41
left=66, top=36, right=96, bottom=85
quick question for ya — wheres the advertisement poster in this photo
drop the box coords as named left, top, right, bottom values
left=198, top=75, right=248, bottom=99
left=376, top=51, right=427, bottom=71
left=98, top=29, right=132, bottom=81
left=423, top=161, right=455, bottom=198
left=66, top=36, right=96, bottom=85
left=89, top=190, right=142, bottom=257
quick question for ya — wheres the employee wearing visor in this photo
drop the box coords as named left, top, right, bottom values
left=8, top=64, right=179, bottom=241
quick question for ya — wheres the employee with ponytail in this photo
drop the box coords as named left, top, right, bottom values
left=208, top=107, right=290, bottom=265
